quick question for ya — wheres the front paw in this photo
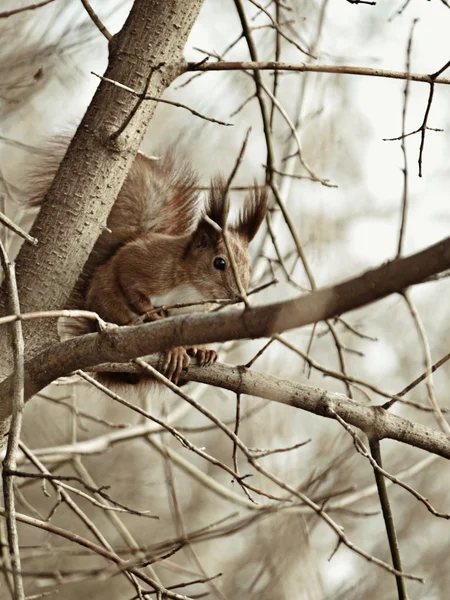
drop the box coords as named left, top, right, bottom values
left=187, top=346, right=218, bottom=367
left=143, top=308, right=167, bottom=322
left=130, top=308, right=166, bottom=325
left=163, top=346, right=190, bottom=384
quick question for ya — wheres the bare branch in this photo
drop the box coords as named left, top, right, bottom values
left=0, top=0, right=55, bottom=19
left=92, top=72, right=233, bottom=127
left=6, top=233, right=450, bottom=416
left=186, top=60, right=450, bottom=86
left=79, top=0, right=112, bottom=41
left=0, top=244, right=25, bottom=600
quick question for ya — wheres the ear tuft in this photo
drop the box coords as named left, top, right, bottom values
left=235, top=185, right=268, bottom=242
left=206, top=176, right=227, bottom=228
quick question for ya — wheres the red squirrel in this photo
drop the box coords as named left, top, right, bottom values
left=30, top=148, right=268, bottom=383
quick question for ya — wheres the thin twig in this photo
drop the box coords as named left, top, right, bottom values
left=80, top=0, right=112, bottom=41
left=251, top=439, right=311, bottom=458
left=346, top=0, right=376, bottom=4
left=0, top=0, right=55, bottom=18
left=333, top=411, right=450, bottom=517
left=0, top=309, right=107, bottom=329
left=72, top=459, right=161, bottom=588
left=92, top=72, right=233, bottom=127
left=247, top=0, right=314, bottom=57
left=0, top=508, right=194, bottom=599
left=18, top=443, right=144, bottom=595
left=369, top=439, right=408, bottom=600
left=0, top=519, right=14, bottom=598
left=218, top=128, right=252, bottom=306
left=0, top=244, right=25, bottom=600
left=109, top=66, right=161, bottom=141
left=78, top=369, right=271, bottom=502
left=186, top=60, right=450, bottom=86
left=396, top=19, right=417, bottom=258
left=402, top=292, right=450, bottom=436
left=0, top=212, right=38, bottom=246
left=234, top=0, right=276, bottom=187
left=261, top=80, right=334, bottom=186
left=8, top=468, right=157, bottom=520
left=270, top=0, right=280, bottom=131
left=131, top=363, right=423, bottom=581
left=331, top=413, right=409, bottom=597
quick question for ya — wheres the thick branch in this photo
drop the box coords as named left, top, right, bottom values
left=0, top=237, right=450, bottom=460
left=7, top=349, right=450, bottom=459
left=11, top=232, right=450, bottom=398
left=105, top=359, right=450, bottom=459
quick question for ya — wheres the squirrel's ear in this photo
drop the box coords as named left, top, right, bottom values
left=235, top=185, right=268, bottom=242
left=195, top=228, right=213, bottom=249
left=206, top=176, right=227, bottom=228
left=192, top=221, right=219, bottom=250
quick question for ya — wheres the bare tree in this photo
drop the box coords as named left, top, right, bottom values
left=1, top=1, right=450, bottom=599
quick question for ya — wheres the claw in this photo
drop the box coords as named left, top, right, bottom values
left=163, top=347, right=190, bottom=384
left=143, top=308, right=166, bottom=322
left=188, top=346, right=218, bottom=367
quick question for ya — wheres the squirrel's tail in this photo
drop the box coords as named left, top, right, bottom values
left=111, top=151, right=201, bottom=236
left=22, top=141, right=203, bottom=297
left=24, top=140, right=202, bottom=237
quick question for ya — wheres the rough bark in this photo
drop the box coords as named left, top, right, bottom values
left=0, top=0, right=204, bottom=364
left=5, top=229, right=449, bottom=403
left=1, top=235, right=450, bottom=456
left=0, top=0, right=204, bottom=440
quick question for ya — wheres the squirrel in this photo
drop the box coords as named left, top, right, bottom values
left=28, top=147, right=268, bottom=384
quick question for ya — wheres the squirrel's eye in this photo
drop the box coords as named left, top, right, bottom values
left=213, top=257, right=227, bottom=271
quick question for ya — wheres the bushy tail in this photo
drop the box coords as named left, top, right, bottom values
left=22, top=141, right=203, bottom=305
left=111, top=151, right=201, bottom=236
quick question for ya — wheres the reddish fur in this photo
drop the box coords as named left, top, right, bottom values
left=235, top=185, right=268, bottom=243
left=29, top=146, right=268, bottom=383
left=81, top=157, right=267, bottom=328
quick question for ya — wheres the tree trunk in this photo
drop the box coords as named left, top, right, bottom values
left=0, top=0, right=204, bottom=435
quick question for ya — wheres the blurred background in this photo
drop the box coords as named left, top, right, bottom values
left=1, top=0, right=450, bottom=598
